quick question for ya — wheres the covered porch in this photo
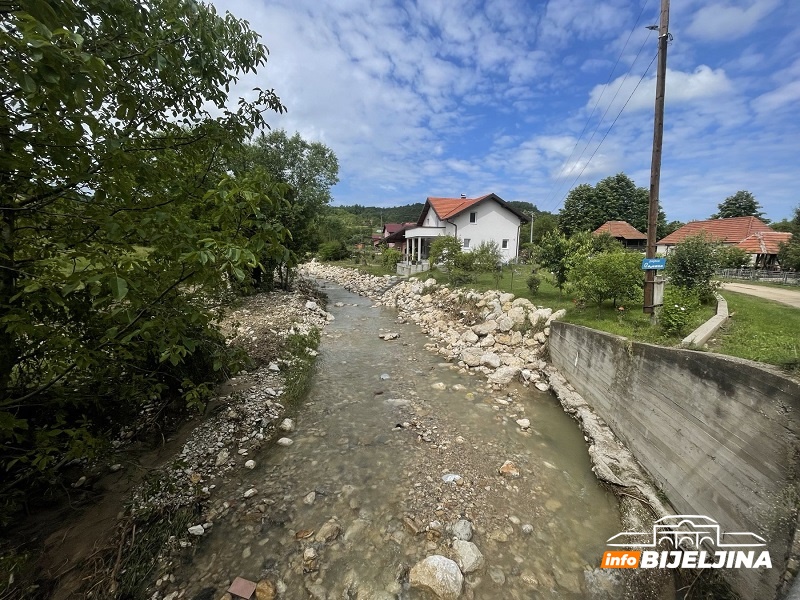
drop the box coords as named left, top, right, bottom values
left=384, top=225, right=444, bottom=275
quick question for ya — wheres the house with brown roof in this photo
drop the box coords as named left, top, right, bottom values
left=593, top=220, right=647, bottom=250
left=656, top=216, right=773, bottom=254
left=384, top=193, right=529, bottom=270
left=735, top=231, right=793, bottom=269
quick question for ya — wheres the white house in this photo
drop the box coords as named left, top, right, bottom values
left=389, top=194, right=528, bottom=268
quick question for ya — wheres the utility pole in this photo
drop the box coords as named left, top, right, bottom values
left=643, top=0, right=670, bottom=314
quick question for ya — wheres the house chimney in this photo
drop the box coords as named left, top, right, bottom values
left=460, top=193, right=466, bottom=199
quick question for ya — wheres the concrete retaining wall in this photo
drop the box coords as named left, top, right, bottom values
left=549, top=321, right=800, bottom=600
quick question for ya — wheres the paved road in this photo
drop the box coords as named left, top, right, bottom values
left=720, top=282, right=800, bottom=309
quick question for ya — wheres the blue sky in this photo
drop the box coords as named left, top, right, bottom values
left=211, top=0, right=800, bottom=223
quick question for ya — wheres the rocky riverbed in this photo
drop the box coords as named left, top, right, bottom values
left=141, top=266, right=638, bottom=600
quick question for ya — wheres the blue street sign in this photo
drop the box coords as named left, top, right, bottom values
left=641, top=258, right=667, bottom=270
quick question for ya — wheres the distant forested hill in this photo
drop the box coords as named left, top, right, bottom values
left=339, top=200, right=544, bottom=224
left=338, top=203, right=425, bottom=224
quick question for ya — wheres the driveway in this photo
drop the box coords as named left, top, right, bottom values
left=720, top=282, right=800, bottom=309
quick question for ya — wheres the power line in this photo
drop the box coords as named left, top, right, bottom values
left=539, top=1, right=652, bottom=212
left=542, top=26, right=656, bottom=213
left=552, top=51, right=659, bottom=212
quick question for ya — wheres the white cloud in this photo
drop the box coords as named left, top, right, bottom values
left=685, top=0, right=779, bottom=41
left=753, top=80, right=800, bottom=115
left=586, top=65, right=735, bottom=114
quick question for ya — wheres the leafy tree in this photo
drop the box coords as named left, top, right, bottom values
left=529, top=213, right=559, bottom=244
left=429, top=235, right=463, bottom=271
left=0, top=0, right=287, bottom=513
left=471, top=240, right=503, bottom=272
left=534, top=230, right=594, bottom=291
left=665, top=234, right=721, bottom=302
left=777, top=206, right=800, bottom=270
left=712, top=191, right=767, bottom=221
left=317, top=240, right=349, bottom=261
left=663, top=220, right=684, bottom=237
left=230, top=130, right=339, bottom=289
left=569, top=250, right=643, bottom=308
left=716, top=245, right=752, bottom=269
left=559, top=173, right=666, bottom=236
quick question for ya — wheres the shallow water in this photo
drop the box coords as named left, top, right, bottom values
left=166, top=283, right=621, bottom=599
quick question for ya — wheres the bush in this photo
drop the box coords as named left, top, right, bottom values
left=666, top=234, right=721, bottom=303
left=716, top=245, right=751, bottom=269
left=527, top=271, right=541, bottom=295
left=318, top=240, right=350, bottom=261
left=429, top=235, right=463, bottom=271
left=660, top=288, right=700, bottom=336
left=381, top=248, right=402, bottom=269
left=568, top=250, right=643, bottom=308
left=472, top=240, right=503, bottom=272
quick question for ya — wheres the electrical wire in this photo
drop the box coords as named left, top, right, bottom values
left=552, top=51, right=659, bottom=211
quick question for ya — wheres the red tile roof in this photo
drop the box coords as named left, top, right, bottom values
left=593, top=220, right=647, bottom=240
left=383, top=222, right=412, bottom=235
left=657, top=216, right=773, bottom=245
left=735, top=231, right=793, bottom=254
left=427, top=195, right=491, bottom=220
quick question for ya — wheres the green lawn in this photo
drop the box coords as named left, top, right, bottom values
left=709, top=291, right=800, bottom=374
left=322, top=257, right=799, bottom=372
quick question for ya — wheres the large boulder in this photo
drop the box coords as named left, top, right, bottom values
left=472, top=320, right=498, bottom=336
left=452, top=540, right=485, bottom=573
left=409, top=555, right=464, bottom=600
left=487, top=366, right=521, bottom=385
left=460, top=348, right=483, bottom=367
left=480, top=352, right=502, bottom=369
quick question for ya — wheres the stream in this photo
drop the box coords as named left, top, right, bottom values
left=163, top=282, right=622, bottom=599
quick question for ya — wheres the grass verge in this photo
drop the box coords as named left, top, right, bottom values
left=708, top=291, right=800, bottom=375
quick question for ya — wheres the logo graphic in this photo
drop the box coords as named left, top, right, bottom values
left=601, top=515, right=772, bottom=570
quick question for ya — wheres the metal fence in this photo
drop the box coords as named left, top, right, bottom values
left=717, top=268, right=800, bottom=286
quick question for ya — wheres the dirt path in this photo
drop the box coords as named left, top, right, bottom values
left=720, top=282, right=800, bottom=308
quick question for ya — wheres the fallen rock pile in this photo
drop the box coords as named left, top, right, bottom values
left=300, top=262, right=566, bottom=390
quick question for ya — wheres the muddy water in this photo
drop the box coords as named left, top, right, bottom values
left=165, top=283, right=621, bottom=599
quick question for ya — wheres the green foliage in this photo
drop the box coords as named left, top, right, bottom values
left=712, top=190, right=767, bottom=221
left=0, top=0, right=288, bottom=518
left=558, top=173, right=666, bottom=237
left=716, top=245, right=752, bottom=269
left=665, top=234, right=721, bottom=303
left=429, top=236, right=463, bottom=272
left=471, top=240, right=503, bottom=272
left=534, top=230, right=594, bottom=291
left=568, top=250, right=643, bottom=308
left=777, top=206, right=800, bottom=270
left=526, top=271, right=541, bottom=295
left=229, top=130, right=339, bottom=289
left=318, top=241, right=350, bottom=261
left=660, top=288, right=700, bottom=336
left=381, top=248, right=402, bottom=269
left=338, top=203, right=424, bottom=224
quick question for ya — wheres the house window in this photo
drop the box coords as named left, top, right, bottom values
left=501, top=239, right=509, bottom=249
left=469, top=212, right=477, bottom=223
left=463, top=238, right=471, bottom=249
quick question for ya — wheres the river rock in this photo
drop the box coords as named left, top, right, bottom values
left=303, top=491, right=316, bottom=505
left=480, top=352, right=501, bottom=368
left=452, top=539, right=484, bottom=573
left=535, top=381, right=549, bottom=392
left=516, top=418, right=530, bottom=429
left=488, top=566, right=506, bottom=585
left=487, top=366, right=521, bottom=385
left=187, top=524, right=205, bottom=536
left=472, top=320, right=497, bottom=336
left=245, top=459, right=256, bottom=469
left=255, top=579, right=277, bottom=600
left=316, top=518, right=342, bottom=542
left=461, top=330, right=479, bottom=344
left=243, top=488, right=257, bottom=498
left=409, top=555, right=463, bottom=600
left=498, top=460, right=520, bottom=478
left=452, top=519, right=473, bottom=541
left=279, top=418, right=295, bottom=432
left=460, top=348, right=483, bottom=367
left=215, top=449, right=229, bottom=466
left=277, top=437, right=293, bottom=446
